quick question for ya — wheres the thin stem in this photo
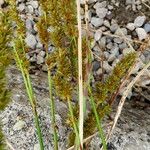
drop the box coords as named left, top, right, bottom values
left=67, top=98, right=80, bottom=149
left=76, top=0, right=84, bottom=148
left=88, top=87, right=107, bottom=150
left=13, top=45, right=44, bottom=150
left=48, top=69, right=58, bottom=150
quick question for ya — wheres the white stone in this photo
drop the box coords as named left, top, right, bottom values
left=103, top=61, right=112, bottom=73
left=91, top=17, right=103, bottom=27
left=29, top=1, right=38, bottom=9
left=134, top=16, right=146, bottom=27
left=94, top=1, right=107, bottom=9
left=94, top=30, right=102, bottom=41
left=126, top=23, right=135, bottom=31
left=34, top=143, right=40, bottom=150
left=103, top=20, right=110, bottom=28
left=27, top=5, right=34, bottom=14
left=18, top=3, right=25, bottom=12
left=13, top=120, right=25, bottom=131
left=135, top=28, right=148, bottom=40
left=96, top=8, right=108, bottom=18
left=39, top=51, right=46, bottom=57
left=25, top=33, right=37, bottom=49
left=37, top=55, right=44, bottom=64
left=26, top=19, right=33, bottom=31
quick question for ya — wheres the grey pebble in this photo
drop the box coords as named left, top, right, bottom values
left=134, top=16, right=146, bottom=27
left=135, top=28, right=148, bottom=40
left=93, top=61, right=101, bottom=71
left=91, top=17, right=103, bottom=27
left=110, top=24, right=118, bottom=33
left=18, top=3, right=25, bottom=12
left=37, top=55, right=44, bottom=64
left=27, top=5, right=34, bottom=14
left=25, top=33, right=37, bottom=49
left=144, top=23, right=150, bottom=33
left=96, top=8, right=108, bottom=19
left=94, top=30, right=102, bottom=41
left=126, top=23, right=135, bottom=31
left=94, top=1, right=107, bottom=9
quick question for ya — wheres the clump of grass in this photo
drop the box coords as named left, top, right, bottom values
left=0, top=10, right=13, bottom=149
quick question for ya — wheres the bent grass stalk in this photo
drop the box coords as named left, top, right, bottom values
left=47, top=69, right=58, bottom=150
left=88, top=87, right=107, bottom=150
left=13, top=45, right=44, bottom=150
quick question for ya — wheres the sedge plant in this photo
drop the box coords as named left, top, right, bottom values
left=0, top=0, right=138, bottom=150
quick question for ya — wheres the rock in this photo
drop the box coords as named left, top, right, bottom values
left=110, top=45, right=119, bottom=56
left=80, top=0, right=95, bottom=4
left=29, top=0, right=38, bottom=9
left=126, top=23, right=135, bottom=31
left=96, top=8, right=108, bottom=19
left=42, top=64, right=47, bottom=72
left=126, top=0, right=136, bottom=5
left=37, top=55, right=44, bottom=64
left=30, top=54, right=36, bottom=62
left=123, top=48, right=135, bottom=55
left=110, top=24, right=118, bottom=33
left=144, top=23, right=150, bottom=33
left=34, top=143, right=40, bottom=150
left=134, top=16, right=146, bottom=27
left=103, top=20, right=110, bottom=28
left=13, top=120, right=26, bottom=131
left=119, top=42, right=128, bottom=50
left=39, top=51, right=46, bottom=57
left=108, top=5, right=113, bottom=10
left=25, top=33, right=37, bottom=49
left=92, top=61, right=100, bottom=71
left=135, top=28, right=148, bottom=40
left=18, top=3, right=25, bottom=12
left=106, top=42, right=113, bottom=49
left=94, top=30, right=102, bottom=41
left=26, top=19, right=34, bottom=31
left=91, top=17, right=103, bottom=27
left=114, top=37, right=123, bottom=44
left=27, top=5, right=34, bottom=14
left=98, top=36, right=106, bottom=48
left=108, top=53, right=116, bottom=62
left=103, top=61, right=112, bottom=73
left=94, top=1, right=107, bottom=9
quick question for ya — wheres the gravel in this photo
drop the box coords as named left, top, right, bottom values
left=144, top=23, right=150, bottom=33
left=134, top=16, right=146, bottom=27
left=126, top=23, right=135, bottom=31
left=135, top=28, right=148, bottom=40
left=94, top=29, right=102, bottom=41
left=25, top=33, right=37, bottom=49
left=96, top=8, right=108, bottom=18
left=91, top=17, right=104, bottom=27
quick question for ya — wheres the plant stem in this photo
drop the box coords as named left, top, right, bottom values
left=76, top=0, right=84, bottom=148
left=13, top=45, right=44, bottom=150
left=48, top=69, right=58, bottom=150
left=67, top=98, right=80, bottom=149
left=88, top=87, right=107, bottom=150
